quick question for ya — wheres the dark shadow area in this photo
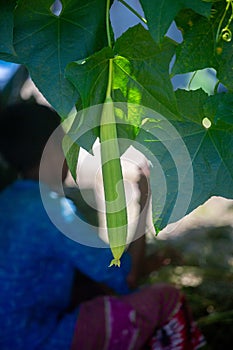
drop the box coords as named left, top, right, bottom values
left=143, top=225, right=233, bottom=350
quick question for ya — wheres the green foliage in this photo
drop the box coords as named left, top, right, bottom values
left=0, top=0, right=233, bottom=248
left=62, top=134, right=79, bottom=180
left=0, top=0, right=17, bottom=59
left=173, top=0, right=233, bottom=90
left=174, top=89, right=233, bottom=206
left=1, top=0, right=108, bottom=117
left=139, top=0, right=212, bottom=43
left=113, top=25, right=178, bottom=114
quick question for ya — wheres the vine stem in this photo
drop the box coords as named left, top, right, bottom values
left=118, top=0, right=147, bottom=24
left=216, top=0, right=232, bottom=42
left=106, top=0, right=112, bottom=48
left=214, top=80, right=220, bottom=94
left=106, top=0, right=113, bottom=96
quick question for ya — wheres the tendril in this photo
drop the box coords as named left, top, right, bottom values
left=188, top=71, right=197, bottom=90
left=216, top=0, right=233, bottom=43
left=221, top=27, right=232, bottom=41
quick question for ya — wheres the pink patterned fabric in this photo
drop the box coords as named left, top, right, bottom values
left=149, top=295, right=205, bottom=350
left=71, top=284, right=205, bottom=350
left=71, top=296, right=139, bottom=350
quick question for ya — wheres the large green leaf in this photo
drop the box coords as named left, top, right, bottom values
left=204, top=92, right=233, bottom=125
left=176, top=97, right=233, bottom=207
left=0, top=0, right=18, bottom=61
left=173, top=1, right=233, bottom=91
left=139, top=0, right=212, bottom=43
left=67, top=25, right=178, bottom=115
left=12, top=0, right=107, bottom=117
left=65, top=25, right=179, bottom=151
left=137, top=88, right=233, bottom=231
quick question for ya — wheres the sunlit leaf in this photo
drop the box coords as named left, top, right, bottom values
left=114, top=25, right=178, bottom=116
left=66, top=25, right=179, bottom=152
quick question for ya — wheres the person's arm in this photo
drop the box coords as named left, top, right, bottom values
left=126, top=166, right=151, bottom=289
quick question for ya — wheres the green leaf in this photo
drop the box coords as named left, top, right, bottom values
left=66, top=25, right=179, bottom=152
left=204, top=92, right=233, bottom=125
left=139, top=0, right=212, bottom=43
left=66, top=47, right=140, bottom=152
left=136, top=120, right=181, bottom=230
left=175, top=88, right=209, bottom=124
left=173, top=9, right=217, bottom=75
left=114, top=24, right=178, bottom=116
left=13, top=0, right=107, bottom=117
left=63, top=105, right=102, bottom=153
left=216, top=37, right=233, bottom=91
left=136, top=88, right=233, bottom=230
left=173, top=88, right=233, bottom=209
left=62, top=134, right=79, bottom=182
left=66, top=47, right=114, bottom=151
left=66, top=47, right=114, bottom=108
left=172, top=0, right=233, bottom=90
left=67, top=25, right=178, bottom=115
left=213, top=0, right=233, bottom=91
left=0, top=0, right=18, bottom=61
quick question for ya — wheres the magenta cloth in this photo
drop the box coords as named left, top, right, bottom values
left=103, top=297, right=139, bottom=349
left=71, top=284, right=173, bottom=349
left=71, top=283, right=205, bottom=350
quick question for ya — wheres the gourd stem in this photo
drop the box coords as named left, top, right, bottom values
left=118, top=0, right=147, bottom=24
left=188, top=71, right=197, bottom=90
left=106, top=59, right=113, bottom=99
